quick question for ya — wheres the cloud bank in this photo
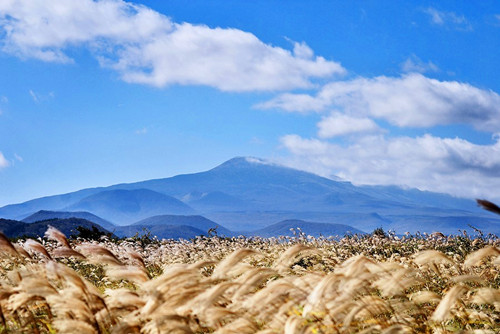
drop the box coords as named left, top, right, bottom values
left=281, top=134, right=500, bottom=201
left=0, top=0, right=344, bottom=91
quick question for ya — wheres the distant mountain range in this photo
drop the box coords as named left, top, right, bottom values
left=1, top=156, right=499, bottom=236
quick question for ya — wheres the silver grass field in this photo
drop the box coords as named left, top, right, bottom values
left=0, top=226, right=498, bottom=334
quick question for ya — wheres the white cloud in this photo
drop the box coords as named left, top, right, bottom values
left=317, top=113, right=381, bottom=138
left=260, top=73, right=500, bottom=132
left=14, top=154, right=23, bottom=162
left=0, top=152, right=9, bottom=169
left=423, top=7, right=472, bottom=31
left=280, top=134, right=500, bottom=201
left=135, top=127, right=148, bottom=135
left=0, top=0, right=345, bottom=92
left=401, top=55, right=439, bottom=74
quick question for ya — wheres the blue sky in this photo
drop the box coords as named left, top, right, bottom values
left=1, top=0, right=500, bottom=206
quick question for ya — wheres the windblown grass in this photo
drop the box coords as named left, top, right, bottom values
left=0, top=228, right=498, bottom=333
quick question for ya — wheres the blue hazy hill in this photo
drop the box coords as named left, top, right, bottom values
left=22, top=210, right=115, bottom=230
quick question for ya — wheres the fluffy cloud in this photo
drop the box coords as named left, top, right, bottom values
left=260, top=73, right=500, bottom=132
left=317, top=113, right=381, bottom=138
left=281, top=134, right=500, bottom=201
left=0, top=152, right=9, bottom=169
left=0, top=0, right=344, bottom=91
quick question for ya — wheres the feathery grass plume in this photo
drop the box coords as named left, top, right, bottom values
left=284, top=315, right=309, bottom=334
left=414, top=250, right=454, bottom=266
left=127, top=249, right=146, bottom=269
left=464, top=246, right=500, bottom=268
left=45, top=261, right=88, bottom=292
left=302, top=273, right=340, bottom=316
left=476, top=199, right=500, bottom=215
left=53, top=319, right=98, bottom=334
left=13, top=244, right=31, bottom=259
left=472, top=288, right=500, bottom=306
left=373, top=267, right=419, bottom=297
left=0, top=232, right=19, bottom=257
left=214, top=317, right=257, bottom=334
left=232, top=267, right=276, bottom=301
left=52, top=247, right=86, bottom=259
left=414, top=249, right=456, bottom=275
left=105, top=288, right=144, bottom=312
left=336, top=254, right=375, bottom=277
left=274, top=244, right=315, bottom=274
left=106, top=265, right=149, bottom=284
left=45, top=225, right=71, bottom=249
left=14, top=274, right=58, bottom=298
left=451, top=274, right=486, bottom=284
left=409, top=290, right=441, bottom=304
left=431, top=284, right=468, bottom=322
left=381, top=324, right=412, bottom=334
left=78, top=244, right=122, bottom=265
left=181, top=281, right=237, bottom=315
left=47, top=292, right=95, bottom=324
left=212, top=248, right=258, bottom=280
left=23, top=239, right=52, bottom=260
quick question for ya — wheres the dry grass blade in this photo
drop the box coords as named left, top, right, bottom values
left=476, top=199, right=500, bottom=215
left=274, top=244, right=315, bottom=274
left=78, top=244, right=122, bottom=265
left=215, top=317, right=257, bottom=334
left=212, top=248, right=258, bottom=279
left=414, top=250, right=453, bottom=266
left=52, top=247, right=86, bottom=259
left=106, top=265, right=149, bottom=284
left=410, top=291, right=441, bottom=304
left=53, top=319, right=97, bottom=334
left=464, top=246, right=500, bottom=268
left=45, top=225, right=71, bottom=249
left=472, top=288, right=500, bottom=305
left=23, top=239, right=52, bottom=260
left=431, top=285, right=468, bottom=322
left=0, top=232, right=19, bottom=257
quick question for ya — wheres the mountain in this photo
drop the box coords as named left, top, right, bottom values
left=0, top=156, right=498, bottom=235
left=65, top=189, right=194, bottom=225
left=0, top=218, right=110, bottom=239
left=22, top=210, right=115, bottom=230
left=249, top=219, right=365, bottom=238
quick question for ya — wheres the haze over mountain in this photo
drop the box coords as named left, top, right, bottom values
left=0, top=157, right=498, bottom=235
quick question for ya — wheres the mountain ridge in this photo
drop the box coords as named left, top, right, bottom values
left=0, top=156, right=497, bottom=234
